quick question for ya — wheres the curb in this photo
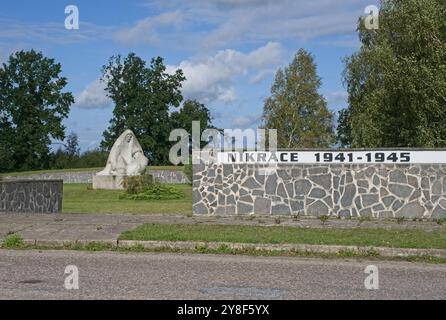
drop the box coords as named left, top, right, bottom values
left=6, top=238, right=446, bottom=258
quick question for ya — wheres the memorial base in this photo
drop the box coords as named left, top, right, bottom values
left=93, top=175, right=125, bottom=190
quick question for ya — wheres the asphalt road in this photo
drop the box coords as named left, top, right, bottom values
left=0, top=250, right=445, bottom=299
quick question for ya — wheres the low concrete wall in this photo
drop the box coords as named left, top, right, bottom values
left=0, top=180, right=63, bottom=213
left=193, top=162, right=446, bottom=219
left=3, top=169, right=189, bottom=184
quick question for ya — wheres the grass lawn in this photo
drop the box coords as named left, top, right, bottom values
left=63, top=184, right=192, bottom=214
left=119, top=223, right=446, bottom=249
left=0, top=165, right=183, bottom=177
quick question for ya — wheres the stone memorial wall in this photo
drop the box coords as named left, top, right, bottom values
left=193, top=161, right=446, bottom=219
left=0, top=180, right=63, bottom=213
left=3, top=170, right=189, bottom=184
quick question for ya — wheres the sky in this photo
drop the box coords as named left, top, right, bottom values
left=0, top=0, right=379, bottom=151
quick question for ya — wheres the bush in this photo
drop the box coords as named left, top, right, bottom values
left=3, top=233, right=23, bottom=248
left=122, top=174, right=154, bottom=194
left=120, top=184, right=184, bottom=201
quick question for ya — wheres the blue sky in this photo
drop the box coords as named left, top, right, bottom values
left=0, top=0, right=379, bottom=151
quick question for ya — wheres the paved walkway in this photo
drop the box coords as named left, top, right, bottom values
left=2, top=250, right=446, bottom=299
left=0, top=213, right=444, bottom=242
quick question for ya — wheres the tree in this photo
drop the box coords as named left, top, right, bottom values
left=261, top=49, right=335, bottom=148
left=65, top=132, right=80, bottom=157
left=100, top=53, right=185, bottom=165
left=0, top=50, right=73, bottom=172
left=170, top=99, right=218, bottom=150
left=339, top=0, right=446, bottom=147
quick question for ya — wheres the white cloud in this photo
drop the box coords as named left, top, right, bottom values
left=115, top=11, right=183, bottom=45
left=138, top=0, right=375, bottom=49
left=0, top=19, right=114, bottom=45
left=167, top=42, right=284, bottom=104
left=75, top=79, right=111, bottom=109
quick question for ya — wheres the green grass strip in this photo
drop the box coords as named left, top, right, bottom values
left=119, top=223, right=446, bottom=249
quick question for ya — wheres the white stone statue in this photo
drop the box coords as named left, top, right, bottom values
left=97, top=129, right=148, bottom=176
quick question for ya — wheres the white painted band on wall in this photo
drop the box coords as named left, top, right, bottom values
left=217, top=151, right=446, bottom=164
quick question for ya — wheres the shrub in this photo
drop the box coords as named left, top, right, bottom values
left=122, top=174, right=154, bottom=194
left=3, top=233, right=24, bottom=248
left=120, top=184, right=184, bottom=201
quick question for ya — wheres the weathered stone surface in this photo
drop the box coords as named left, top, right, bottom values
left=432, top=181, right=442, bottom=195
left=290, top=200, right=303, bottom=212
left=396, top=202, right=425, bottom=218
left=254, top=198, right=271, bottom=214
left=361, top=194, right=379, bottom=207
left=389, top=184, right=413, bottom=198
left=309, top=188, right=326, bottom=199
left=432, top=204, right=446, bottom=219
left=272, top=204, right=291, bottom=215
left=294, top=180, right=312, bottom=196
left=237, top=202, right=253, bottom=214
left=0, top=180, right=63, bottom=213
left=277, top=183, right=288, bottom=198
left=389, top=170, right=407, bottom=184
left=193, top=202, right=208, bottom=215
left=341, top=184, right=356, bottom=207
left=357, top=180, right=369, bottom=188
left=383, top=196, right=396, bottom=208
left=265, top=174, right=278, bottom=195
left=193, top=161, right=446, bottom=218
left=306, top=200, right=329, bottom=217
left=308, top=174, right=331, bottom=189
left=242, top=177, right=261, bottom=189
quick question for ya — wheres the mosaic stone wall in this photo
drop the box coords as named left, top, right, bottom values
left=193, top=163, right=446, bottom=218
left=3, top=170, right=189, bottom=184
left=0, top=180, right=63, bottom=213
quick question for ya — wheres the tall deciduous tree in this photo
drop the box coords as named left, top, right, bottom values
left=100, top=53, right=185, bottom=165
left=339, top=0, right=446, bottom=147
left=0, top=50, right=73, bottom=172
left=261, top=49, right=335, bottom=148
left=170, top=99, right=218, bottom=149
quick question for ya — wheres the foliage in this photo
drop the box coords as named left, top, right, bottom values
left=100, top=53, right=186, bottom=165
left=120, top=183, right=184, bottom=201
left=170, top=99, right=220, bottom=149
left=121, top=173, right=183, bottom=201
left=261, top=48, right=335, bottom=148
left=65, top=132, right=80, bottom=157
left=3, top=233, right=24, bottom=248
left=0, top=50, right=74, bottom=172
left=121, top=174, right=154, bottom=194
left=50, top=147, right=109, bottom=170
left=339, top=0, right=446, bottom=147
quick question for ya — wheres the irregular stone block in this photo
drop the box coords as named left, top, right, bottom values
left=306, top=200, right=329, bottom=217
left=237, top=202, right=253, bottom=214
left=294, top=179, right=312, bottom=196
left=309, top=188, right=326, bottom=199
left=272, top=203, right=291, bottom=215
left=254, top=198, right=271, bottom=214
left=389, top=184, right=413, bottom=198
left=308, top=174, right=331, bottom=189
left=341, top=184, right=356, bottom=207
left=396, top=202, right=425, bottom=218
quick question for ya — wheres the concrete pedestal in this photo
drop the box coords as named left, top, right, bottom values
left=93, top=175, right=125, bottom=190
